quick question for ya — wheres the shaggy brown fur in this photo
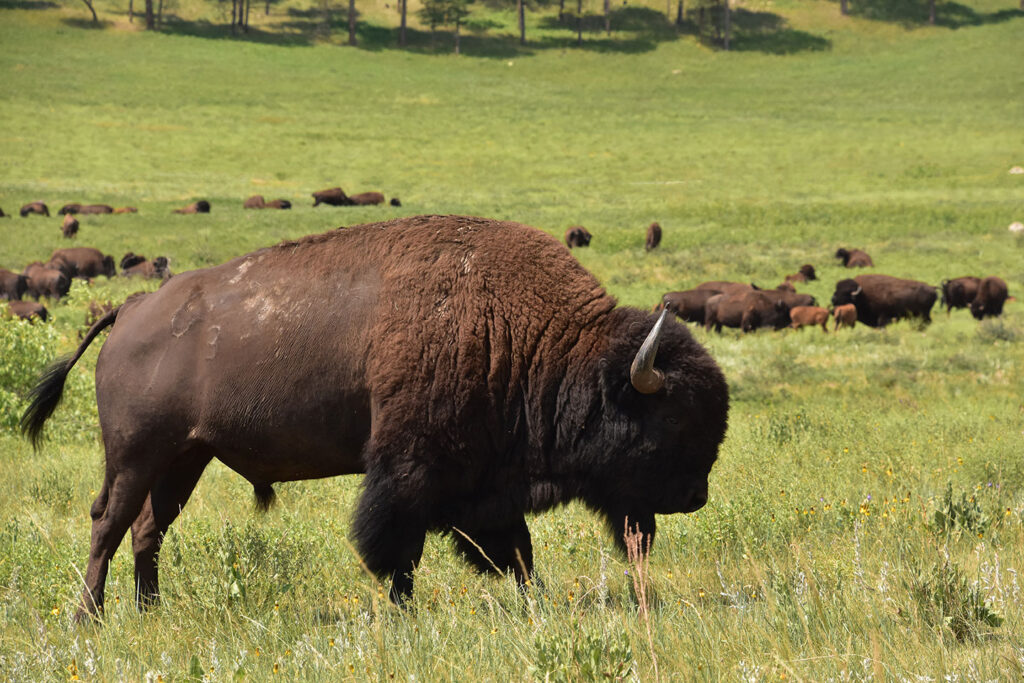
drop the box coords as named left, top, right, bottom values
left=62, top=213, right=79, bottom=239
left=21, top=214, right=729, bottom=619
left=20, top=201, right=49, bottom=217
left=970, top=276, right=1008, bottom=320
left=7, top=300, right=48, bottom=322
left=835, top=248, right=874, bottom=268
left=564, top=225, right=592, bottom=248
left=173, top=200, right=210, bottom=214
left=789, top=305, right=829, bottom=332
left=49, top=247, right=116, bottom=279
left=645, top=222, right=662, bottom=251
left=832, top=303, right=857, bottom=331
left=831, top=274, right=936, bottom=327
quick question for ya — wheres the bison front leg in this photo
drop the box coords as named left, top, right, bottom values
left=452, top=516, right=534, bottom=587
left=351, top=480, right=426, bottom=606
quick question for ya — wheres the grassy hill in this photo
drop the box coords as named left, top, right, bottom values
left=1, top=1, right=1023, bottom=679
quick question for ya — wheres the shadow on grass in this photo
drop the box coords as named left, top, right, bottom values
left=727, top=9, right=831, bottom=54
left=61, top=17, right=116, bottom=29
left=844, top=0, right=1023, bottom=28
left=0, top=0, right=59, bottom=7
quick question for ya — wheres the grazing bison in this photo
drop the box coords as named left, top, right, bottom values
left=785, top=265, right=817, bottom=283
left=312, top=187, right=349, bottom=207
left=173, top=200, right=211, bottom=214
left=62, top=213, right=79, bottom=239
left=832, top=303, right=857, bottom=331
left=114, top=206, right=138, bottom=214
left=78, top=204, right=114, bottom=215
left=22, top=263, right=71, bottom=300
left=704, top=290, right=791, bottom=333
left=58, top=203, right=83, bottom=215
left=789, top=306, right=829, bottom=332
left=265, top=199, right=292, bottom=210
left=390, top=197, right=402, bottom=207
left=657, top=289, right=717, bottom=324
left=123, top=256, right=172, bottom=281
left=7, top=300, right=48, bottom=322
left=1, top=268, right=29, bottom=300
left=835, top=248, right=874, bottom=268
left=645, top=222, right=662, bottom=251
left=243, top=195, right=266, bottom=209
left=20, top=202, right=50, bottom=217
left=970, top=277, right=1009, bottom=320
left=831, top=274, right=937, bottom=327
left=349, top=192, right=385, bottom=206
left=695, top=281, right=754, bottom=296
left=940, top=276, right=981, bottom=314
left=565, top=226, right=592, bottom=248
left=50, top=247, right=116, bottom=280
left=120, top=252, right=147, bottom=270
left=21, top=214, right=729, bottom=620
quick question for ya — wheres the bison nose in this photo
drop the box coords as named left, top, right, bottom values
left=682, top=484, right=708, bottom=513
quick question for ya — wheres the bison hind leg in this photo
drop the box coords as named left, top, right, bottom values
left=452, top=517, right=534, bottom=587
left=253, top=483, right=276, bottom=512
left=351, top=479, right=426, bottom=605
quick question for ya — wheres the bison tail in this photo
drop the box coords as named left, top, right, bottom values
left=20, top=305, right=120, bottom=449
left=253, top=483, right=277, bottom=512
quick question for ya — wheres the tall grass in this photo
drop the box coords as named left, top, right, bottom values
left=1, top=1, right=1023, bottom=679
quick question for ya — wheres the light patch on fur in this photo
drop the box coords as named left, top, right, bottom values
left=228, top=259, right=252, bottom=285
left=205, top=325, right=221, bottom=360
left=170, top=290, right=203, bottom=337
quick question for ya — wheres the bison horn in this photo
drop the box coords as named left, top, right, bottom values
left=852, top=286, right=862, bottom=297
left=630, top=308, right=669, bottom=394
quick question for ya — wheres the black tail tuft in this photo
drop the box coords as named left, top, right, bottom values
left=20, top=355, right=74, bottom=449
left=254, top=484, right=277, bottom=512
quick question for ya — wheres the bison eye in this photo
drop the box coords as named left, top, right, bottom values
left=666, top=416, right=679, bottom=426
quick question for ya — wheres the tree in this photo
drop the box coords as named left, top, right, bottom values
left=79, top=0, right=98, bottom=22
left=418, top=0, right=473, bottom=53
left=840, top=0, right=848, bottom=16
left=722, top=0, right=729, bottom=50
left=517, top=0, right=525, bottom=45
left=348, top=0, right=357, bottom=45
left=399, top=0, right=408, bottom=47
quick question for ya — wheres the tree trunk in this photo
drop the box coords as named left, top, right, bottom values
left=348, top=0, right=357, bottom=45
left=558, top=0, right=564, bottom=21
left=604, top=0, right=610, bottom=35
left=157, top=0, right=163, bottom=27
left=840, top=0, right=848, bottom=15
left=517, top=0, right=526, bottom=45
left=320, top=0, right=329, bottom=39
left=399, top=0, right=406, bottom=46
left=722, top=0, right=730, bottom=50
left=676, top=0, right=683, bottom=28
left=698, top=5, right=704, bottom=36
left=576, top=0, right=582, bottom=45
left=454, top=18, right=461, bottom=54
left=129, top=0, right=134, bottom=23
left=230, top=0, right=237, bottom=33
left=144, top=0, right=154, bottom=29
left=265, top=0, right=270, bottom=15
left=244, top=0, right=250, bottom=31
left=80, top=0, right=98, bottom=22
left=928, top=0, right=935, bottom=24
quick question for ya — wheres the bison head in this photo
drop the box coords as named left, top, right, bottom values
left=834, top=248, right=850, bottom=266
left=799, top=264, right=817, bottom=280
left=831, top=278, right=862, bottom=307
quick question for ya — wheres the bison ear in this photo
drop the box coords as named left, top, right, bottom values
left=630, top=308, right=668, bottom=394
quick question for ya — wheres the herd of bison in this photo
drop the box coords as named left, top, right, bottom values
left=1, top=193, right=1013, bottom=333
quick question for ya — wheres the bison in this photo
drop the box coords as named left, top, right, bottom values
left=704, top=290, right=791, bottom=333
left=173, top=200, right=211, bottom=214
left=243, top=195, right=266, bottom=209
left=22, top=262, right=71, bottom=300
left=312, top=187, right=349, bottom=206
left=120, top=252, right=147, bottom=270
left=565, top=226, right=592, bottom=248
left=20, top=201, right=50, bottom=217
left=390, top=198, right=402, bottom=207
left=123, top=256, right=172, bottom=281
left=0, top=206, right=8, bottom=218
left=940, top=276, right=981, bottom=314
left=50, top=247, right=116, bottom=280
left=645, top=222, right=662, bottom=251
left=835, top=248, right=874, bottom=268
left=58, top=203, right=83, bottom=215
left=62, top=213, right=79, bottom=239
left=1, top=268, right=29, bottom=300
left=695, top=281, right=754, bottom=296
left=114, top=206, right=139, bottom=214
left=789, top=306, right=829, bottom=332
left=78, top=204, right=114, bottom=215
left=349, top=192, right=385, bottom=206
left=21, top=214, right=729, bottom=620
left=970, top=277, right=1009, bottom=320
left=832, top=303, right=857, bottom=331
left=7, top=300, right=48, bottom=322
left=831, top=274, right=937, bottom=327
left=784, top=265, right=817, bottom=283
left=264, top=199, right=292, bottom=210
left=657, top=289, right=717, bottom=324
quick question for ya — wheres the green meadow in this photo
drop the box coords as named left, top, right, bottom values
left=2, top=0, right=1024, bottom=678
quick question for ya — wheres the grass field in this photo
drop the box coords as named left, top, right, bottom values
left=2, top=0, right=1024, bottom=679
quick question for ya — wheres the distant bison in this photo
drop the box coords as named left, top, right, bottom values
left=312, top=187, right=349, bottom=207
left=695, top=281, right=754, bottom=296
left=1, top=268, right=29, bottom=300
left=78, top=204, right=114, bottom=215
left=123, top=256, right=172, bottom=281
left=173, top=200, right=211, bottom=214
left=785, top=265, right=817, bottom=283
left=704, top=290, right=792, bottom=333
left=789, top=306, right=829, bottom=332
left=349, top=192, right=385, bottom=206
left=20, top=202, right=50, bottom=217
left=7, top=300, right=48, bottom=322
left=20, top=214, right=729, bottom=619
left=565, top=226, right=592, bottom=248
left=114, top=206, right=139, bottom=214
left=0, top=207, right=8, bottom=218
left=50, top=247, right=116, bottom=280
left=656, top=289, right=717, bottom=324
left=62, top=213, right=80, bottom=239
left=390, top=198, right=402, bottom=207
left=22, top=263, right=70, bottom=300
left=832, top=303, right=857, bottom=331
left=835, top=248, right=874, bottom=268
left=264, top=199, right=292, bottom=210
left=940, top=276, right=981, bottom=314
left=969, top=277, right=1008, bottom=320
left=831, top=274, right=937, bottom=327
left=120, top=252, right=147, bottom=270
left=58, top=203, right=82, bottom=215
left=645, top=222, right=662, bottom=251
left=243, top=195, right=266, bottom=209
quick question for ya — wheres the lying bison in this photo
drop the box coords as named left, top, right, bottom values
left=264, top=199, right=292, bottom=210
left=114, top=206, right=138, bottom=214
left=173, top=200, right=211, bottom=214
left=243, top=195, right=266, bottom=209
left=20, top=201, right=49, bottom=217
left=831, top=274, right=936, bottom=327
left=7, top=300, right=48, bottom=322
left=565, top=226, right=592, bottom=248
left=50, top=247, right=116, bottom=280
left=940, top=276, right=981, bottom=314
left=1, top=268, right=29, bottom=300
left=784, top=265, right=817, bottom=283
left=645, top=222, right=662, bottom=251
left=970, top=276, right=1008, bottom=320
left=21, top=214, right=730, bottom=620
left=835, top=248, right=874, bottom=268
left=349, top=191, right=385, bottom=206
left=312, top=187, right=349, bottom=206
left=62, top=214, right=79, bottom=239
left=123, top=256, right=172, bottom=281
